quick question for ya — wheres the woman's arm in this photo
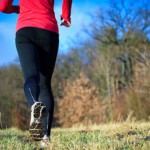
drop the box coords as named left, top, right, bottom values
left=2, top=5, right=19, bottom=14
left=61, top=0, right=72, bottom=27
left=0, top=0, right=19, bottom=14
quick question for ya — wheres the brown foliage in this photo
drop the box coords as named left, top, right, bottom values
left=57, top=73, right=104, bottom=127
left=113, top=62, right=150, bottom=121
left=12, top=103, right=30, bottom=130
left=0, top=65, right=30, bottom=130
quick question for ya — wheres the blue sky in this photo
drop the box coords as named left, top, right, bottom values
left=0, top=0, right=108, bottom=66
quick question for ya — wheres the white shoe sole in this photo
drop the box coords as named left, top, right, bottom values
left=29, top=102, right=46, bottom=141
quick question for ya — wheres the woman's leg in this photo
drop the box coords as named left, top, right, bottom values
left=38, top=30, right=59, bottom=137
left=15, top=28, right=40, bottom=107
left=15, top=28, right=46, bottom=141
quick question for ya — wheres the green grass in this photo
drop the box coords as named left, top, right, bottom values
left=0, top=122, right=150, bottom=150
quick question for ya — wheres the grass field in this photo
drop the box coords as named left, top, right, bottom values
left=0, top=122, right=150, bottom=150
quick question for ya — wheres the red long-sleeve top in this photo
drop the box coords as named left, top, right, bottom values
left=0, top=0, right=72, bottom=33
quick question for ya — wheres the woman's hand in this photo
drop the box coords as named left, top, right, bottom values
left=3, top=5, right=19, bottom=14
left=12, top=5, right=20, bottom=14
left=60, top=19, right=71, bottom=27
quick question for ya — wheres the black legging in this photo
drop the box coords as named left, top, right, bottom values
left=15, top=27, right=59, bottom=136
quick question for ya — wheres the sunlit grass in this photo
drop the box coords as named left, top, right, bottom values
left=0, top=122, right=150, bottom=150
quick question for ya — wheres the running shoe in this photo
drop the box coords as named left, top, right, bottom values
left=29, top=102, right=46, bottom=141
left=40, top=135, right=50, bottom=148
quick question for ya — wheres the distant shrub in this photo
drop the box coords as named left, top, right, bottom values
left=0, top=65, right=30, bottom=130
left=113, top=64, right=150, bottom=121
left=12, top=100, right=30, bottom=130
left=57, top=73, right=104, bottom=127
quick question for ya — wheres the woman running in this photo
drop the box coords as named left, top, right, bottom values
left=0, top=0, right=72, bottom=147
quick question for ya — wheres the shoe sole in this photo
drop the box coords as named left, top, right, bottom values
left=29, top=102, right=46, bottom=141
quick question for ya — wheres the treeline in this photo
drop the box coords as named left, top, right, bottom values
left=0, top=0, right=150, bottom=129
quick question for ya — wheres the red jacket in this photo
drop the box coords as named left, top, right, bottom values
left=0, top=0, right=72, bottom=33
